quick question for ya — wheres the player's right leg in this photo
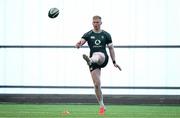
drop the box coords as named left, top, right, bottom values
left=83, top=52, right=105, bottom=66
left=83, top=54, right=92, bottom=66
left=91, top=52, right=105, bottom=65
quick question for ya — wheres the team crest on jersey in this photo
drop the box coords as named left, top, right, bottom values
left=101, top=36, right=104, bottom=39
left=90, top=36, right=95, bottom=39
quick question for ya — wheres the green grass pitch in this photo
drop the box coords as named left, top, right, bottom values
left=0, top=104, right=180, bottom=118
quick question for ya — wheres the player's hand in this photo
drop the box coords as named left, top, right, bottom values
left=114, top=63, right=122, bottom=71
left=75, top=42, right=81, bottom=49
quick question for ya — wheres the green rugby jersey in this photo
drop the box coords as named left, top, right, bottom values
left=82, top=30, right=112, bottom=57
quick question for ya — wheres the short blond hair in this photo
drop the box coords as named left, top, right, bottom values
left=93, top=15, right=101, bottom=20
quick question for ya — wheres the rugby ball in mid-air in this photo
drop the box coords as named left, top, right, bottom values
left=48, top=8, right=59, bottom=18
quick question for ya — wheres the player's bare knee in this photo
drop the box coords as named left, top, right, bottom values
left=95, top=85, right=98, bottom=90
left=94, top=83, right=100, bottom=90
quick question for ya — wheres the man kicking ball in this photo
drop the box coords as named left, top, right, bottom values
left=75, top=15, right=121, bottom=115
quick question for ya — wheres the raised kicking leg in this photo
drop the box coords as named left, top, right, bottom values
left=83, top=52, right=105, bottom=66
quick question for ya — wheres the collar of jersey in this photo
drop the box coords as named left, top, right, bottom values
left=92, top=29, right=103, bottom=34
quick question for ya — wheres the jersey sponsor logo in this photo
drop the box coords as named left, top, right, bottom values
left=93, top=39, right=102, bottom=48
left=95, top=39, right=101, bottom=45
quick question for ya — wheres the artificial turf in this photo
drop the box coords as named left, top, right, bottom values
left=0, top=104, right=180, bottom=118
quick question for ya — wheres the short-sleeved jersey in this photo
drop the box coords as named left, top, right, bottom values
left=82, top=30, right=112, bottom=57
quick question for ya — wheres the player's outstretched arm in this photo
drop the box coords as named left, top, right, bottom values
left=75, top=38, right=86, bottom=49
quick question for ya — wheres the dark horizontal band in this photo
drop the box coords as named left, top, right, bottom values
left=0, top=45, right=180, bottom=48
left=0, top=85, right=180, bottom=89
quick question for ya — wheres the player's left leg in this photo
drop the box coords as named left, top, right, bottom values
left=90, top=68, right=105, bottom=115
left=83, top=52, right=107, bottom=114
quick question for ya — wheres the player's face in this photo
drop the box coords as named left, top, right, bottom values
left=92, top=18, right=102, bottom=31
